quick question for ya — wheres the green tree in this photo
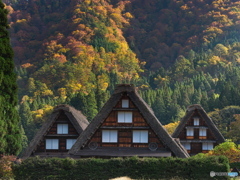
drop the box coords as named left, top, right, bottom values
left=207, top=141, right=240, bottom=163
left=0, top=0, right=21, bottom=154
left=19, top=101, right=35, bottom=141
left=27, top=78, right=36, bottom=96
left=86, top=91, right=98, bottom=121
left=226, top=115, right=240, bottom=143
left=192, top=88, right=202, bottom=104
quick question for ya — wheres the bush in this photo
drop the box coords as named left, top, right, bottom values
left=207, top=141, right=240, bottom=163
left=13, top=156, right=230, bottom=180
left=230, top=162, right=240, bottom=169
left=0, top=155, right=16, bottom=179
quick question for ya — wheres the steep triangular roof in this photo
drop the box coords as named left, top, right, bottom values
left=172, top=104, right=225, bottom=143
left=69, top=84, right=189, bottom=158
left=22, top=104, right=89, bottom=159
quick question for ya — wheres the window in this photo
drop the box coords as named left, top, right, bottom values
left=122, top=99, right=129, bottom=108
left=202, top=142, right=213, bottom=150
left=133, top=130, right=148, bottom=143
left=186, top=128, right=194, bottom=136
left=193, top=117, right=199, bottom=126
left=199, top=128, right=207, bottom=136
left=182, top=143, right=191, bottom=150
left=57, top=124, right=68, bottom=134
left=118, top=112, right=132, bottom=123
left=46, top=139, right=59, bottom=149
left=102, top=130, right=118, bottom=143
left=66, top=139, right=77, bottom=150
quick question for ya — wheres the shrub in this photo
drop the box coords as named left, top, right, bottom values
left=0, top=155, right=17, bottom=179
left=13, top=156, right=230, bottom=180
left=207, top=141, right=240, bottom=163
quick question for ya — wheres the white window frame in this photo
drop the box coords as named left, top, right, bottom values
left=66, top=139, right=77, bottom=150
left=46, top=139, right=59, bottom=149
left=57, top=124, right=68, bottom=134
left=122, top=99, right=129, bottom=108
left=186, top=128, right=194, bottom=136
left=202, top=142, right=213, bottom=150
left=118, top=112, right=132, bottom=123
left=132, top=130, right=148, bottom=143
left=193, top=117, right=199, bottom=126
left=182, top=142, right=191, bottom=150
left=199, top=128, right=207, bottom=136
left=102, top=130, right=118, bottom=143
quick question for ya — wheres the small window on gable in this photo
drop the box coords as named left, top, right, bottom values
left=199, top=128, right=207, bottom=136
left=186, top=128, right=194, bottom=136
left=122, top=99, right=129, bottom=108
left=66, top=139, right=77, bottom=150
left=193, top=117, right=199, bottom=126
left=182, top=142, right=191, bottom=150
left=118, top=112, right=132, bottom=123
left=57, top=124, right=68, bottom=134
left=102, top=130, right=118, bottom=143
left=202, top=142, right=213, bottom=150
left=133, top=130, right=148, bottom=143
left=46, top=139, right=59, bottom=149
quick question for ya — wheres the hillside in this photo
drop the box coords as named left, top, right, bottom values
left=2, top=0, right=240, bottom=145
left=124, top=0, right=240, bottom=70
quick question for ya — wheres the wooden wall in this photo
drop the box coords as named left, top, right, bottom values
left=87, top=96, right=164, bottom=149
left=89, top=129, right=163, bottom=148
left=178, top=110, right=216, bottom=140
left=34, top=110, right=79, bottom=153
left=35, top=137, right=78, bottom=153
left=178, top=110, right=220, bottom=154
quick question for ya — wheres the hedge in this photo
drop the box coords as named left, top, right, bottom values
left=12, top=156, right=230, bottom=180
left=230, top=162, right=240, bottom=169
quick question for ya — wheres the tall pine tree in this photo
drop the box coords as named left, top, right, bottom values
left=0, top=1, right=21, bottom=155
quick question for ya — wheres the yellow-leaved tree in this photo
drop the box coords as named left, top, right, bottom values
left=207, top=141, right=240, bottom=163
left=163, top=121, right=180, bottom=135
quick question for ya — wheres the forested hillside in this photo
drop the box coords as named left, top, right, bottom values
left=2, top=0, right=240, bottom=148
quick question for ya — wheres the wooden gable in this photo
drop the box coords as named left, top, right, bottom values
left=47, top=110, right=79, bottom=135
left=178, top=110, right=216, bottom=140
left=21, top=105, right=89, bottom=159
left=87, top=95, right=164, bottom=149
left=35, top=110, right=79, bottom=153
left=172, top=104, right=225, bottom=155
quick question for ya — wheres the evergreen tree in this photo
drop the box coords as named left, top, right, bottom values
left=152, top=95, right=166, bottom=124
left=27, top=78, right=36, bottom=96
left=0, top=0, right=21, bottom=154
left=192, top=88, right=202, bottom=104
left=86, top=91, right=98, bottom=121
left=19, top=101, right=34, bottom=141
left=31, top=99, right=39, bottom=111
left=70, top=92, right=90, bottom=120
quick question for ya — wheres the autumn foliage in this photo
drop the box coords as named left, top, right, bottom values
left=2, top=0, right=240, bottom=149
left=207, top=141, right=240, bottom=163
left=0, top=155, right=16, bottom=179
left=163, top=121, right=180, bottom=135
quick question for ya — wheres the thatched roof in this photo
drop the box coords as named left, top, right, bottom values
left=21, top=104, right=89, bottom=159
left=172, top=104, right=225, bottom=143
left=69, top=84, right=189, bottom=158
